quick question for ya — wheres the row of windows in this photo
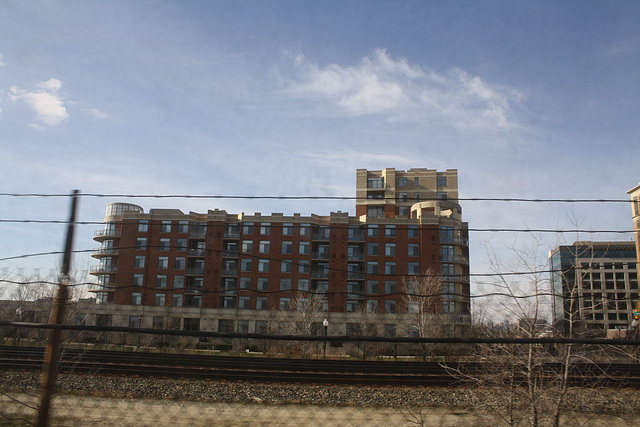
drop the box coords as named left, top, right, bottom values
left=130, top=291, right=459, bottom=316
left=367, top=175, right=447, bottom=189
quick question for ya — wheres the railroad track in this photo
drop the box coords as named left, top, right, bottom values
left=1, top=345, right=639, bottom=387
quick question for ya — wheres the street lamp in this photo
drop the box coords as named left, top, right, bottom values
left=323, top=319, right=329, bottom=359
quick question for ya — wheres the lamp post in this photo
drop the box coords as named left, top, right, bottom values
left=323, top=318, right=329, bottom=359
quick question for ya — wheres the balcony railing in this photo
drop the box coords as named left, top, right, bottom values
left=188, top=249, right=205, bottom=257
left=224, top=231, right=240, bottom=239
left=94, top=229, right=120, bottom=238
left=91, top=247, right=119, bottom=256
left=440, top=236, right=469, bottom=245
left=190, top=229, right=207, bottom=238
left=348, top=231, right=366, bottom=241
left=440, top=255, right=469, bottom=264
left=312, top=233, right=330, bottom=241
left=221, top=268, right=238, bottom=276
left=347, top=253, right=365, bottom=261
left=222, top=250, right=239, bottom=258
left=347, top=272, right=365, bottom=280
left=90, top=265, right=118, bottom=274
left=187, top=267, right=204, bottom=275
left=312, top=252, right=330, bottom=260
left=311, top=270, right=330, bottom=279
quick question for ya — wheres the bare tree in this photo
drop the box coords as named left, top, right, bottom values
left=274, top=292, right=325, bottom=358
left=402, top=268, right=444, bottom=360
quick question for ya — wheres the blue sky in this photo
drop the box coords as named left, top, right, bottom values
left=1, top=1, right=638, bottom=317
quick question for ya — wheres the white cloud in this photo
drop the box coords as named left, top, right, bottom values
left=281, top=48, right=523, bottom=133
left=85, top=108, right=108, bottom=119
left=0, top=52, right=6, bottom=67
left=8, top=78, right=69, bottom=126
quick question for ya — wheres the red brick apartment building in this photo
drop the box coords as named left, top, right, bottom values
left=89, top=168, right=470, bottom=337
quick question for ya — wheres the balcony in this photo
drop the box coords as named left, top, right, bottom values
left=188, top=249, right=205, bottom=257
left=93, top=229, right=120, bottom=240
left=90, top=265, right=118, bottom=275
left=311, top=270, right=330, bottom=279
left=221, top=268, right=238, bottom=277
left=312, top=233, right=330, bottom=241
left=312, top=251, right=330, bottom=260
left=347, top=253, right=365, bottom=261
left=222, top=250, right=239, bottom=258
left=347, top=272, right=365, bottom=280
left=187, top=267, right=204, bottom=276
left=224, top=231, right=240, bottom=239
left=440, top=236, right=469, bottom=246
left=91, top=247, right=119, bottom=258
left=348, top=231, right=366, bottom=241
left=440, top=255, right=469, bottom=264
left=190, top=229, right=207, bottom=238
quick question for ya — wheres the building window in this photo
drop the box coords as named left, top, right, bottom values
left=367, top=177, right=384, bottom=188
left=279, top=298, right=291, bottom=311
left=385, top=281, right=396, bottom=295
left=172, top=294, right=183, bottom=307
left=241, top=259, right=253, bottom=272
left=441, top=245, right=455, bottom=261
left=156, top=275, right=167, bottom=288
left=237, top=320, right=249, bottom=333
left=367, top=207, right=384, bottom=218
left=138, top=220, right=149, bottom=232
left=299, top=241, right=311, bottom=255
left=221, top=296, right=236, bottom=309
left=128, top=315, right=141, bottom=328
left=174, top=275, right=184, bottom=289
left=385, top=243, right=396, bottom=256
left=368, top=225, right=379, bottom=237
left=283, top=223, right=294, bottom=236
left=437, top=192, right=448, bottom=201
left=368, top=243, right=379, bottom=256
left=385, top=225, right=396, bottom=237
left=155, top=293, right=165, bottom=306
left=385, top=300, right=397, bottom=313
left=257, top=297, right=268, bottom=310
left=134, top=256, right=145, bottom=269
left=242, top=240, right=253, bottom=253
left=152, top=317, right=164, bottom=329
left=259, top=241, right=270, bottom=254
left=414, top=177, right=420, bottom=186
left=174, top=257, right=186, bottom=270
left=131, top=292, right=142, bottom=305
left=367, top=300, right=378, bottom=313
left=437, top=175, right=447, bottom=187
left=298, top=260, right=310, bottom=274
left=384, top=324, right=396, bottom=337
left=408, top=262, right=420, bottom=275
left=280, top=279, right=291, bottom=291
left=177, top=221, right=189, bottom=233
left=159, top=238, right=170, bottom=251
left=176, top=239, right=187, bottom=251
left=258, top=260, right=269, bottom=272
left=367, top=262, right=378, bottom=274
left=158, top=257, right=169, bottom=269
left=133, top=274, right=144, bottom=287
left=260, top=223, right=271, bottom=235
left=385, top=262, right=396, bottom=275
left=408, top=244, right=419, bottom=257
left=443, top=301, right=455, bottom=314
left=398, top=206, right=408, bottom=217
left=161, top=221, right=172, bottom=233
left=281, top=260, right=292, bottom=273
left=298, top=279, right=309, bottom=292
left=300, top=223, right=311, bottom=236
left=239, top=277, right=252, bottom=289
left=414, top=192, right=420, bottom=201
left=257, top=278, right=269, bottom=291
left=282, top=241, right=293, bottom=254
left=243, top=222, right=254, bottom=235
left=408, top=225, right=419, bottom=238
left=442, top=263, right=455, bottom=280
left=398, top=193, right=408, bottom=202
left=136, top=238, right=147, bottom=250
left=398, top=177, right=407, bottom=187
left=367, top=281, right=379, bottom=295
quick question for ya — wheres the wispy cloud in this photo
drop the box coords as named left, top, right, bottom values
left=9, top=78, right=69, bottom=126
left=85, top=108, right=108, bottom=119
left=281, top=48, right=523, bottom=133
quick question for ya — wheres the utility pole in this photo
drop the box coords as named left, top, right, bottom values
left=38, top=190, right=79, bottom=427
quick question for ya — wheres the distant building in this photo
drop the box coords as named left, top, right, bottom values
left=88, top=168, right=470, bottom=338
left=550, top=241, right=638, bottom=336
left=628, top=183, right=640, bottom=268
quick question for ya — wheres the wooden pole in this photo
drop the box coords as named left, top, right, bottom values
left=38, top=190, right=79, bottom=427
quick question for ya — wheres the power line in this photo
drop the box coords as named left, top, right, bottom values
left=0, top=192, right=633, bottom=203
